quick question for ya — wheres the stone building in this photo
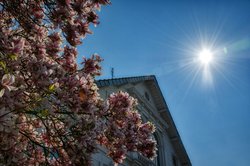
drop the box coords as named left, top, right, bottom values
left=92, top=75, right=191, bottom=166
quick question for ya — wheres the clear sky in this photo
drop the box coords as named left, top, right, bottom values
left=78, top=0, right=250, bottom=165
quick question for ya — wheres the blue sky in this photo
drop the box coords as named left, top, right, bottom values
left=78, top=0, right=250, bottom=165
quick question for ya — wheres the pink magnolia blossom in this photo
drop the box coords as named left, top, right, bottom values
left=98, top=92, right=157, bottom=164
left=0, top=0, right=156, bottom=165
left=0, top=74, right=18, bottom=97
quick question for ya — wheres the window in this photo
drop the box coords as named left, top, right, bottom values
left=145, top=92, right=150, bottom=101
left=153, top=134, right=161, bottom=166
left=172, top=155, right=178, bottom=166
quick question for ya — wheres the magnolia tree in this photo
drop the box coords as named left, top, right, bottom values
left=0, top=0, right=156, bottom=165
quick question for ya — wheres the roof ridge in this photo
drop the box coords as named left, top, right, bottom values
left=96, top=75, right=155, bottom=82
left=95, top=75, right=156, bottom=87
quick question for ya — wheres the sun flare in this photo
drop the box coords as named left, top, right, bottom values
left=199, top=49, right=213, bottom=65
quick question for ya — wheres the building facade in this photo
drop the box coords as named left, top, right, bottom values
left=92, top=75, right=191, bottom=166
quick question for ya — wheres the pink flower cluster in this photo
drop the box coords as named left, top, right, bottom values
left=98, top=92, right=157, bottom=164
left=0, top=0, right=156, bottom=165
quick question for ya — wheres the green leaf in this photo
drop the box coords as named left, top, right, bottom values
left=41, top=109, right=49, bottom=117
left=0, top=61, right=6, bottom=69
left=0, top=89, right=5, bottom=98
left=48, top=84, right=55, bottom=92
left=9, top=54, right=18, bottom=61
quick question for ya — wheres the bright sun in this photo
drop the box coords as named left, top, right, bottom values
left=198, top=49, right=213, bottom=65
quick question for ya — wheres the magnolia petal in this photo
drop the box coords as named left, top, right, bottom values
left=10, top=74, right=15, bottom=84
left=1, top=74, right=15, bottom=85
left=6, top=85, right=18, bottom=91
left=1, top=74, right=10, bottom=85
